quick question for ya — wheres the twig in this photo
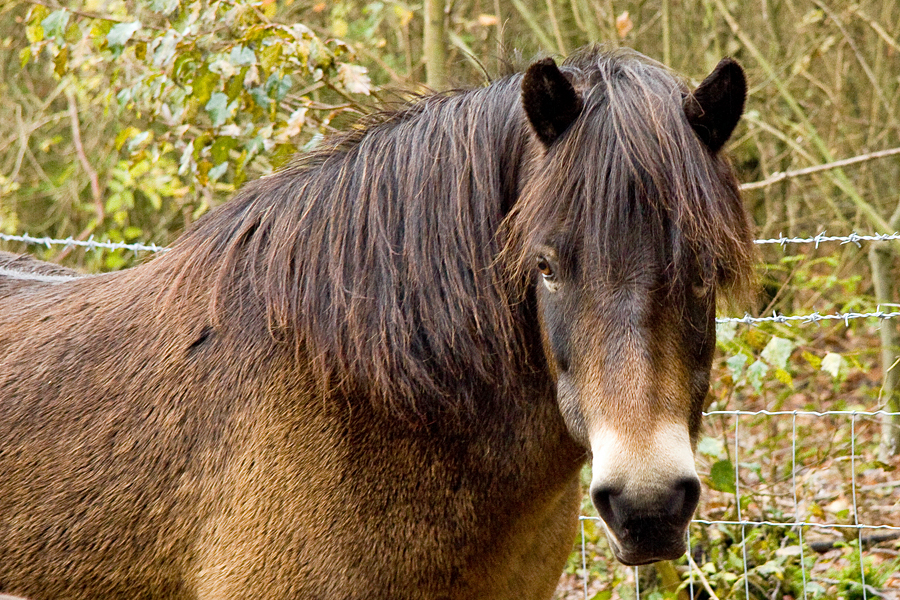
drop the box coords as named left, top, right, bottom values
left=57, top=89, right=104, bottom=262
left=65, top=89, right=103, bottom=221
left=686, top=552, right=721, bottom=600
left=808, top=531, right=900, bottom=553
left=740, top=147, right=900, bottom=191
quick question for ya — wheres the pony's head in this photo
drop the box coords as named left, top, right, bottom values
left=508, top=49, right=754, bottom=565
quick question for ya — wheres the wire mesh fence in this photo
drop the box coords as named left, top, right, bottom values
left=574, top=409, right=900, bottom=599
left=2, top=230, right=899, bottom=598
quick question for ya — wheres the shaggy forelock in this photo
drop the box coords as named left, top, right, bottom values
left=506, top=47, right=755, bottom=301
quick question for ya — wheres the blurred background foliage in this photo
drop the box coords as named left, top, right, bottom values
left=1, top=0, right=900, bottom=597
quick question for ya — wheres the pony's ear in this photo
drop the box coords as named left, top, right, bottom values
left=683, top=58, right=746, bottom=153
left=522, top=58, right=583, bottom=147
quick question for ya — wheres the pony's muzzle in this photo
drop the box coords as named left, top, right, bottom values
left=590, top=475, right=700, bottom=565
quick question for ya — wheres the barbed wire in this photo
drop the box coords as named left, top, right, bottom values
left=755, top=231, right=900, bottom=247
left=0, top=233, right=170, bottom=254
left=715, top=308, right=900, bottom=326
left=5, top=231, right=900, bottom=253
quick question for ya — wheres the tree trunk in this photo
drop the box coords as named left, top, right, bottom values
left=869, top=241, right=900, bottom=460
left=423, top=0, right=447, bottom=90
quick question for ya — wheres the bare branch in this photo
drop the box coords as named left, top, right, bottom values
left=741, top=147, right=900, bottom=192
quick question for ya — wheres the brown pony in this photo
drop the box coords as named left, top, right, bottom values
left=0, top=47, right=754, bottom=599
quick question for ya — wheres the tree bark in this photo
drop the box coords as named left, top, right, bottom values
left=423, top=0, right=447, bottom=90
left=869, top=240, right=900, bottom=460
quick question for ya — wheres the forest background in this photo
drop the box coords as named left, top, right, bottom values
left=1, top=0, right=899, bottom=598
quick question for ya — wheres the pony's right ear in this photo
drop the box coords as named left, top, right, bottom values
left=522, top=58, right=583, bottom=147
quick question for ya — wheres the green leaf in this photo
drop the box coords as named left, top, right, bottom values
left=726, top=353, right=748, bottom=380
left=697, top=436, right=725, bottom=459
left=205, top=92, right=235, bottom=127
left=107, top=21, right=142, bottom=48
left=149, top=0, right=180, bottom=15
left=229, top=45, right=256, bottom=66
left=26, top=22, right=44, bottom=44
left=64, top=22, right=82, bottom=44
left=259, top=42, right=282, bottom=73
left=208, top=162, right=228, bottom=182
left=716, top=320, right=737, bottom=343
left=265, top=73, right=293, bottom=100
left=27, top=4, right=49, bottom=25
left=52, top=46, right=68, bottom=76
left=710, top=459, right=736, bottom=493
left=747, top=359, right=768, bottom=392
left=249, top=86, right=272, bottom=109
left=774, top=368, right=794, bottom=388
left=41, top=10, right=70, bottom=39
left=761, top=336, right=795, bottom=369
left=152, top=30, right=179, bottom=67
left=801, top=350, right=822, bottom=369
left=211, top=136, right=238, bottom=164
left=191, top=66, right=219, bottom=106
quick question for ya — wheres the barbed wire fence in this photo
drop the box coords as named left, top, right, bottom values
left=2, top=230, right=900, bottom=599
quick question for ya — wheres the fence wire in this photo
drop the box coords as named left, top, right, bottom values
left=5, top=230, right=900, bottom=253
left=577, top=411, right=900, bottom=599
left=0, top=232, right=169, bottom=254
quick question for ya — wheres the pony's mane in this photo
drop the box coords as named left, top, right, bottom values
left=169, top=76, right=536, bottom=420
left=506, top=48, right=755, bottom=301
left=167, top=47, right=755, bottom=420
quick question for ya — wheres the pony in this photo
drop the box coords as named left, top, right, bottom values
left=0, top=47, right=755, bottom=599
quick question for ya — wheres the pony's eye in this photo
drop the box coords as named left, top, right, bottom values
left=536, top=257, right=554, bottom=279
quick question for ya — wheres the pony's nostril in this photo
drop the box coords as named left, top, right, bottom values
left=671, top=477, right=701, bottom=523
left=591, top=485, right=622, bottom=528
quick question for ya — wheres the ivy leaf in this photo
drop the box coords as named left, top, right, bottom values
left=107, top=21, right=142, bottom=48
left=774, top=368, right=794, bottom=388
left=802, top=350, right=822, bottom=369
left=249, top=87, right=272, bottom=109
left=208, top=162, right=228, bottom=182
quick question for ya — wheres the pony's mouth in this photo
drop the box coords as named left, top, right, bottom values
left=600, top=519, right=689, bottom=566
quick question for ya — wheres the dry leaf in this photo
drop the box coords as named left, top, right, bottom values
left=616, top=11, right=633, bottom=39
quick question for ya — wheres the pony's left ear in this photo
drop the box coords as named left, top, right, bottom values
left=522, top=58, right=583, bottom=147
left=683, top=58, right=746, bottom=153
